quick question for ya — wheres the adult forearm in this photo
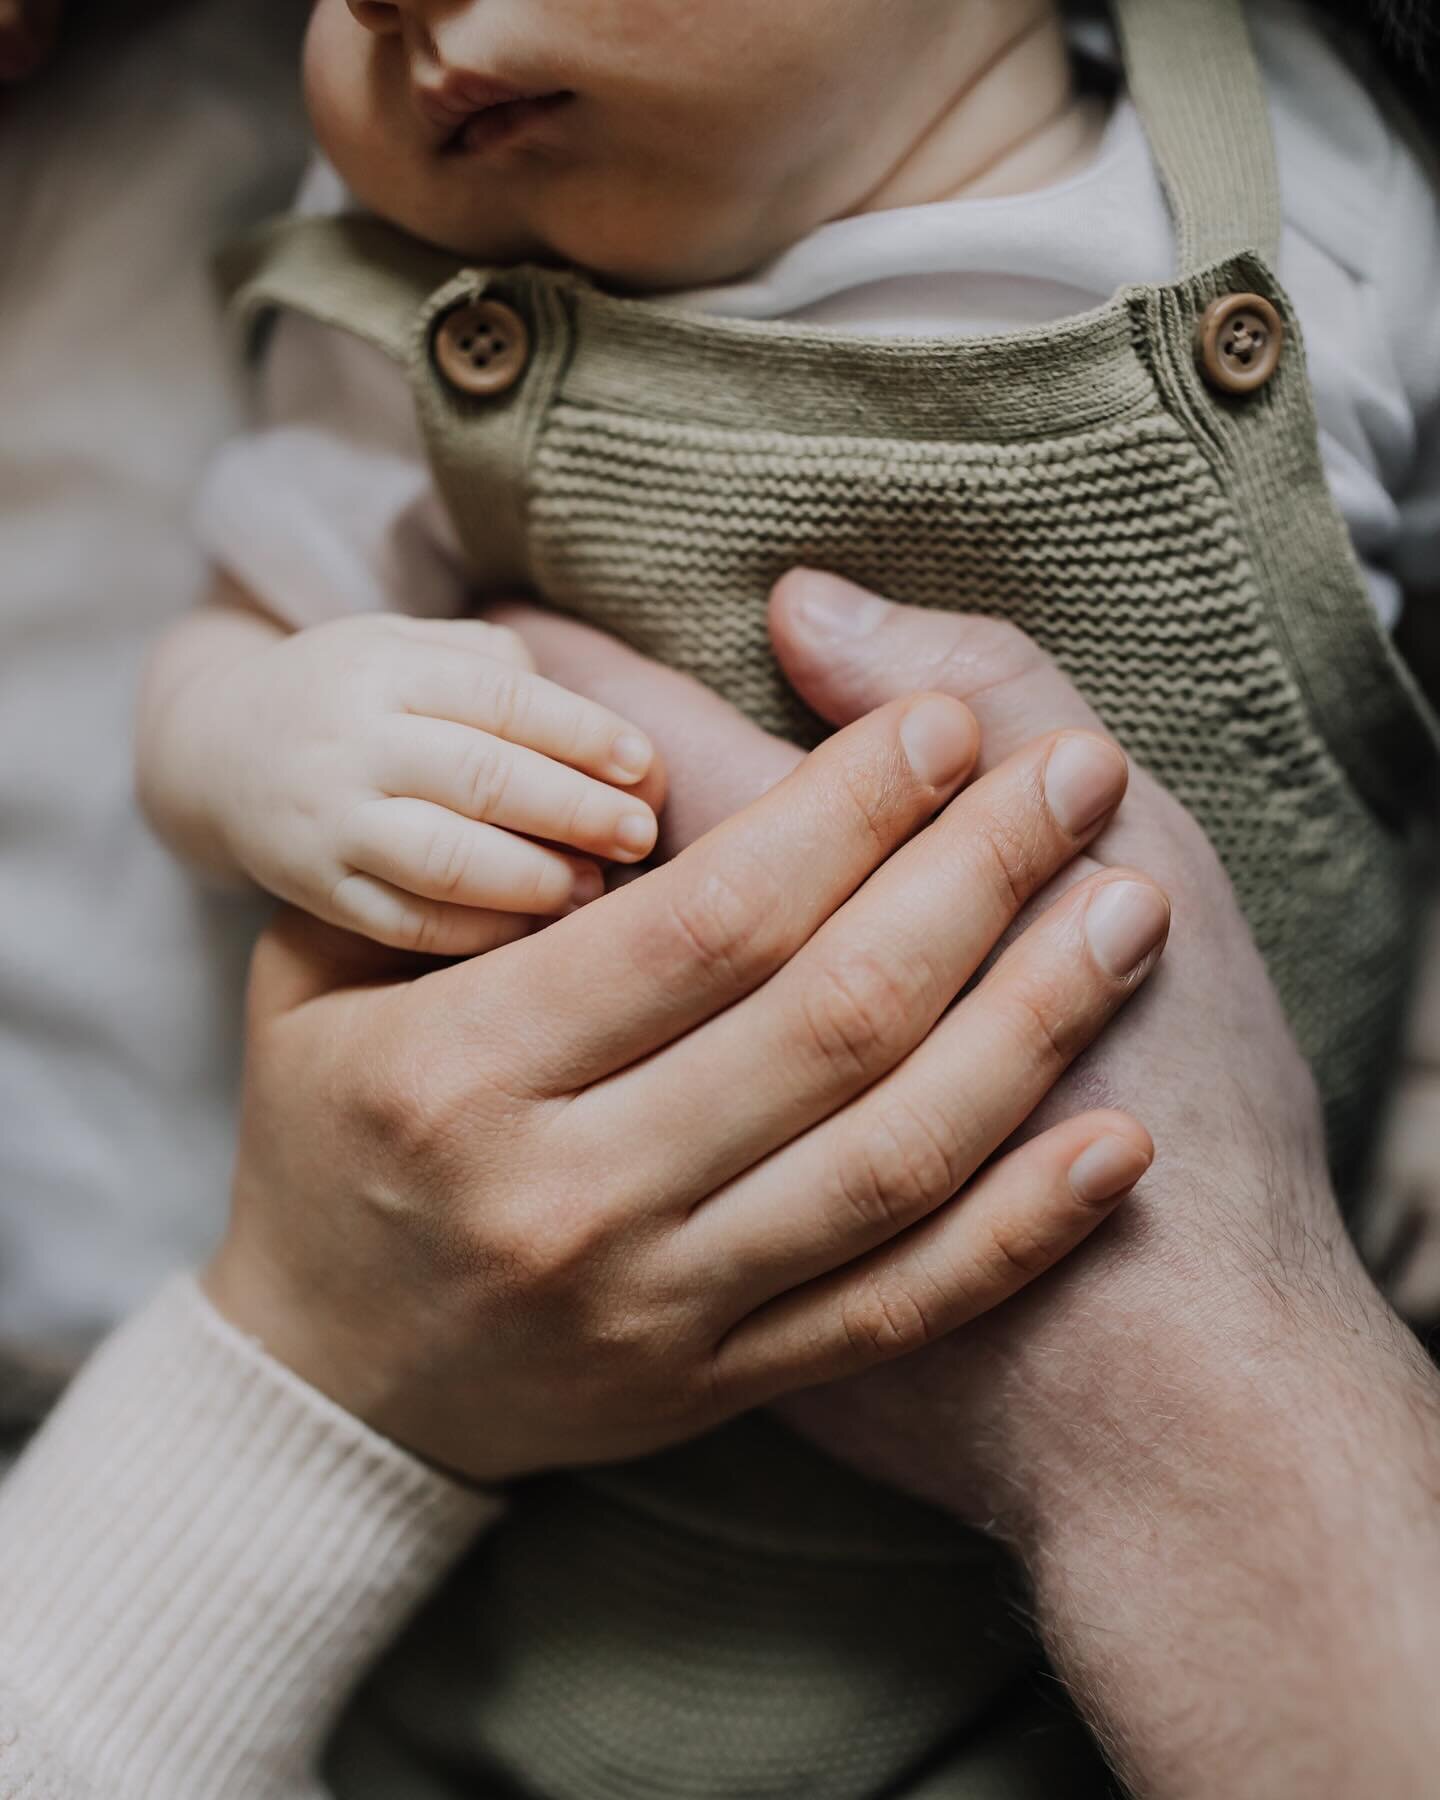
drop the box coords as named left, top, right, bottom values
left=989, top=1190, right=1440, bottom=1799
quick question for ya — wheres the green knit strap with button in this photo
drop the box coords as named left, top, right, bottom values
left=220, top=212, right=454, bottom=364
left=1113, top=0, right=1281, bottom=270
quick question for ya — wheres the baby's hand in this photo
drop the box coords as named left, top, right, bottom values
left=194, top=612, right=663, bottom=955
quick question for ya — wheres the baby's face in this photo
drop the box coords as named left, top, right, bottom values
left=306, top=0, right=977, bottom=290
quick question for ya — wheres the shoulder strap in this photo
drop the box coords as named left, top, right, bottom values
left=1110, top=0, right=1282, bottom=271
left=218, top=213, right=463, bottom=364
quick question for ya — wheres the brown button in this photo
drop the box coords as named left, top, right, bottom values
left=434, top=299, right=530, bottom=398
left=1196, top=293, right=1284, bottom=396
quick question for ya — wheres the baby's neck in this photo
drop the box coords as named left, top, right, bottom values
left=855, top=0, right=1105, bottom=215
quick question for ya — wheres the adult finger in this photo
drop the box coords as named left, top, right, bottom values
left=604, top=730, right=1129, bottom=1206
left=713, top=1107, right=1154, bottom=1407
left=688, top=870, right=1168, bottom=1310
left=452, top=692, right=980, bottom=1090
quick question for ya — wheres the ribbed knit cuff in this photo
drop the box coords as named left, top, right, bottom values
left=0, top=1277, right=500, bottom=1799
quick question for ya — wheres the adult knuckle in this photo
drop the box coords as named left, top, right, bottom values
left=934, top=615, right=1047, bottom=694
left=974, top=809, right=1041, bottom=916
left=829, top=746, right=893, bottom=857
left=983, top=1216, right=1056, bottom=1284
left=355, top=1033, right=464, bottom=1170
left=799, top=951, right=916, bottom=1084
left=833, top=1100, right=956, bottom=1236
left=840, top=1276, right=936, bottom=1364
left=541, top=1211, right=616, bottom=1292
left=1003, top=965, right=1089, bottom=1072
left=661, top=861, right=773, bottom=988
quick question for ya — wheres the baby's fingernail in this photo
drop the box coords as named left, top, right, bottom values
left=899, top=695, right=976, bottom=789
left=569, top=865, right=606, bottom=907
left=1069, top=1136, right=1152, bottom=1206
left=614, top=811, right=656, bottom=858
left=1085, top=880, right=1170, bottom=978
left=1045, top=734, right=1128, bottom=837
left=610, top=733, right=653, bottom=781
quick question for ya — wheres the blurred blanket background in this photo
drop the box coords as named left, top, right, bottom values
left=0, top=0, right=305, bottom=1433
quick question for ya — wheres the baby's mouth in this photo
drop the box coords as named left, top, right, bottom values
left=447, top=90, right=575, bottom=155
left=415, top=72, right=577, bottom=156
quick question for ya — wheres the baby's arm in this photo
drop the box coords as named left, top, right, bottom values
left=137, top=578, right=664, bottom=956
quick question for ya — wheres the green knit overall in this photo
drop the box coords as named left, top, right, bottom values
left=227, top=2, right=1438, bottom=1794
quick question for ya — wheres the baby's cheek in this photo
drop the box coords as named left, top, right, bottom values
left=302, top=0, right=408, bottom=221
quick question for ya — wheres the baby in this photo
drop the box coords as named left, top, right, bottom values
left=138, top=0, right=1115, bottom=953
left=138, top=0, right=1438, bottom=964
left=136, top=0, right=1440, bottom=1792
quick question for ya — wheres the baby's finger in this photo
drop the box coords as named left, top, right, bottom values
left=327, top=873, right=537, bottom=958
left=399, top=647, right=656, bottom=788
left=373, top=716, right=658, bottom=864
left=341, top=797, right=605, bottom=915
left=713, top=1110, right=1153, bottom=1408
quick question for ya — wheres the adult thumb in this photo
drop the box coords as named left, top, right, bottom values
left=769, top=569, right=1104, bottom=770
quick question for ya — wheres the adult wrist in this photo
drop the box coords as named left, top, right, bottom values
left=0, top=1277, right=499, bottom=1798
left=971, top=1185, right=1440, bottom=1798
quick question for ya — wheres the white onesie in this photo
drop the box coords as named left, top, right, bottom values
left=196, top=1, right=1440, bottom=636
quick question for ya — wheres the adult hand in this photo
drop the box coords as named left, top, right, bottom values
left=207, top=689, right=1167, bottom=1485
left=504, top=574, right=1330, bottom=1491
left=504, top=576, right=1440, bottom=1800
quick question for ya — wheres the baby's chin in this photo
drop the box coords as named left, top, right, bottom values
left=367, top=185, right=797, bottom=295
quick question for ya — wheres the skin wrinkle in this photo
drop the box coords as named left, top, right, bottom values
left=852, top=0, right=1056, bottom=212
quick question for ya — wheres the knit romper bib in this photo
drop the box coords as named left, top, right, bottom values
left=228, top=2, right=1438, bottom=1794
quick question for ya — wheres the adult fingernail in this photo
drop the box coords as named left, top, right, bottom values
left=900, top=695, right=976, bottom=788
left=792, top=570, right=891, bottom=638
left=1085, top=881, right=1170, bottom=978
left=1044, top=734, right=1128, bottom=837
left=1069, top=1136, right=1152, bottom=1206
